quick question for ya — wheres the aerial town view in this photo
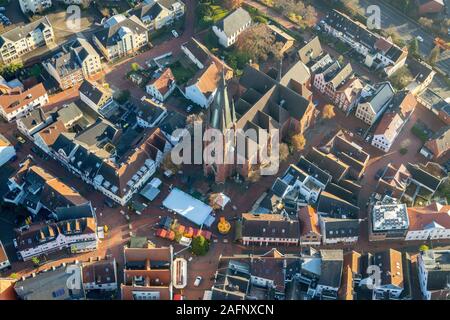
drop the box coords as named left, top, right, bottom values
left=0, top=0, right=449, bottom=309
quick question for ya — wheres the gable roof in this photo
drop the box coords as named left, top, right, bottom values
left=0, top=17, right=52, bottom=43
left=425, top=126, right=450, bottom=159
left=216, top=7, right=252, bottom=37
left=0, top=83, right=47, bottom=116
left=407, top=203, right=450, bottom=231
left=298, top=36, right=323, bottom=65
left=241, top=213, right=300, bottom=239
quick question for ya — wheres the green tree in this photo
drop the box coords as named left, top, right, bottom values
left=390, top=66, right=413, bottom=90
left=191, top=235, right=210, bottom=256
left=130, top=62, right=140, bottom=72
left=115, top=90, right=130, bottom=104
left=408, top=38, right=419, bottom=58
left=31, top=256, right=40, bottom=266
left=419, top=244, right=429, bottom=252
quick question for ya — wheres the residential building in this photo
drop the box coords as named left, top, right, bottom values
left=417, top=88, right=450, bottom=125
left=3, top=160, right=89, bottom=216
left=418, top=250, right=450, bottom=300
left=184, top=60, right=233, bottom=108
left=19, top=0, right=52, bottom=14
left=0, top=17, right=55, bottom=64
left=420, top=126, right=450, bottom=161
left=372, top=91, right=417, bottom=152
left=298, top=206, right=321, bottom=245
left=121, top=246, right=173, bottom=300
left=16, top=107, right=53, bottom=139
left=317, top=191, right=360, bottom=244
left=47, top=124, right=169, bottom=206
left=405, top=162, right=448, bottom=200
left=338, top=251, right=361, bottom=300
left=79, top=80, right=115, bottom=115
left=0, top=241, right=11, bottom=271
left=67, top=37, right=103, bottom=78
left=212, top=249, right=299, bottom=300
left=93, top=14, right=148, bottom=61
left=82, top=258, right=118, bottom=292
left=406, top=59, right=435, bottom=95
left=298, top=36, right=323, bottom=66
left=355, top=81, right=395, bottom=125
left=136, top=100, right=168, bottom=128
left=272, top=158, right=331, bottom=206
left=312, top=59, right=361, bottom=113
left=306, top=130, right=370, bottom=181
left=375, top=163, right=411, bottom=199
left=0, top=279, right=17, bottom=300
left=129, top=0, right=185, bottom=31
left=43, top=50, right=84, bottom=90
left=14, top=263, right=85, bottom=300
left=146, top=68, right=176, bottom=101
left=266, top=24, right=295, bottom=55
left=14, top=217, right=98, bottom=261
left=371, top=249, right=404, bottom=299
left=314, top=250, right=344, bottom=300
left=240, top=213, right=300, bottom=246
left=406, top=203, right=450, bottom=241
left=181, top=37, right=211, bottom=70
left=0, top=83, right=49, bottom=122
left=0, top=134, right=15, bottom=167
left=417, top=0, right=445, bottom=15
left=369, top=195, right=409, bottom=241
left=212, top=7, right=252, bottom=48
left=322, top=10, right=408, bottom=77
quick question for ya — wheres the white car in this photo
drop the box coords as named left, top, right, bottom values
left=194, top=276, right=202, bottom=287
left=186, top=105, right=193, bottom=112
left=416, top=36, right=424, bottom=42
left=172, top=30, right=179, bottom=38
left=141, top=95, right=146, bottom=102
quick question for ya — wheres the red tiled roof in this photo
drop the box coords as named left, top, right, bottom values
left=0, top=83, right=47, bottom=115
left=407, top=203, right=450, bottom=231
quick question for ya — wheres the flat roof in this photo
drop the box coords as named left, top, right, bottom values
left=162, top=188, right=213, bottom=226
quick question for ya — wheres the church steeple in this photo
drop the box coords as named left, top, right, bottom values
left=207, top=66, right=235, bottom=132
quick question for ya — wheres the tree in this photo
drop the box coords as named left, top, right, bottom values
left=161, top=153, right=181, bottom=173
left=408, top=38, right=419, bottom=58
left=222, top=0, right=242, bottom=10
left=209, top=193, right=223, bottom=210
left=390, top=66, right=413, bottom=90
left=279, top=143, right=289, bottom=162
left=0, top=62, right=24, bottom=78
left=322, top=104, right=336, bottom=120
left=9, top=273, right=19, bottom=279
left=419, top=244, right=429, bottom=252
left=247, top=169, right=261, bottom=183
left=429, top=46, right=441, bottom=65
left=235, top=24, right=282, bottom=63
left=31, top=256, right=40, bottom=266
left=275, top=0, right=317, bottom=28
left=115, top=90, right=130, bottom=104
left=418, top=17, right=433, bottom=29
left=291, top=133, right=306, bottom=152
left=191, top=235, right=210, bottom=256
left=130, top=62, right=140, bottom=72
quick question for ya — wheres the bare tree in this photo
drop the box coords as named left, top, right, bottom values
left=235, top=24, right=282, bottom=62
left=279, top=142, right=290, bottom=162
left=222, top=0, right=243, bottom=10
left=291, top=133, right=306, bottom=152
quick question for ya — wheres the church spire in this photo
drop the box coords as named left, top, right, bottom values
left=207, top=64, right=235, bottom=132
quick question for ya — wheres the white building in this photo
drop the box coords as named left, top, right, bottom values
left=240, top=213, right=300, bottom=246
left=19, top=0, right=52, bottom=14
left=418, top=250, right=450, bottom=300
left=82, top=258, right=118, bottom=291
left=0, top=17, right=55, bottom=64
left=406, top=203, right=450, bottom=241
left=129, top=0, right=185, bottom=31
left=146, top=68, right=176, bottom=102
left=92, top=14, right=148, bottom=61
left=0, top=134, right=16, bottom=167
left=14, top=217, right=98, bottom=261
left=0, top=241, right=11, bottom=271
left=212, top=7, right=252, bottom=48
left=0, top=83, right=49, bottom=122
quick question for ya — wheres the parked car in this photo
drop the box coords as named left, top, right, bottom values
left=194, top=276, right=202, bottom=287
left=0, top=7, right=6, bottom=12
left=171, top=30, right=179, bottom=38
left=416, top=35, right=424, bottom=42
left=186, top=105, right=193, bottom=113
